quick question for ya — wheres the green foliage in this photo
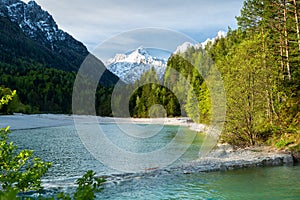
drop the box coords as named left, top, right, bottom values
left=128, top=44, right=214, bottom=122
left=0, top=16, right=119, bottom=115
left=73, top=170, right=105, bottom=200
left=0, top=126, right=52, bottom=193
left=129, top=68, right=181, bottom=118
left=0, top=91, right=106, bottom=199
left=0, top=86, right=29, bottom=114
left=0, top=188, right=19, bottom=200
left=54, top=170, right=105, bottom=200
left=0, top=170, right=106, bottom=200
left=0, top=87, right=16, bottom=106
left=0, top=62, right=114, bottom=115
left=185, top=85, right=200, bottom=122
left=0, top=90, right=51, bottom=196
left=215, top=0, right=300, bottom=146
left=275, top=139, right=293, bottom=149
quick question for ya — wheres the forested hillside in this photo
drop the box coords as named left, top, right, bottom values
left=129, top=0, right=300, bottom=148
left=215, top=0, right=300, bottom=147
left=0, top=13, right=119, bottom=115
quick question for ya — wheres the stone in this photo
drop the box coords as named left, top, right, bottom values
left=283, top=155, right=294, bottom=163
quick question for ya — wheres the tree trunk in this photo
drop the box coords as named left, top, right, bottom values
left=280, top=34, right=285, bottom=76
left=261, top=28, right=272, bottom=122
left=293, top=0, right=300, bottom=51
left=283, top=0, right=292, bottom=80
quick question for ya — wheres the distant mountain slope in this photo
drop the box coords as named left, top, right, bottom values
left=107, top=47, right=168, bottom=83
left=0, top=0, right=120, bottom=114
left=0, top=15, right=76, bottom=71
left=174, top=31, right=226, bottom=54
left=0, top=0, right=120, bottom=86
left=0, top=0, right=88, bottom=70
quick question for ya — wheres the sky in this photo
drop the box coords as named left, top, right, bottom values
left=22, top=0, right=244, bottom=55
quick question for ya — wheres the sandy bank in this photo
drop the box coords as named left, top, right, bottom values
left=0, top=114, right=205, bottom=132
left=0, top=114, right=74, bottom=130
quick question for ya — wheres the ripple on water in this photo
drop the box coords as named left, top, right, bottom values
left=9, top=125, right=300, bottom=199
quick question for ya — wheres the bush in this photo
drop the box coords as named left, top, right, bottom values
left=0, top=126, right=53, bottom=193
left=0, top=89, right=106, bottom=199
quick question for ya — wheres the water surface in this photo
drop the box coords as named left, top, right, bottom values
left=10, top=124, right=300, bottom=199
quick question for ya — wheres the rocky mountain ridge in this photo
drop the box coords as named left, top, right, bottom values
left=0, top=0, right=88, bottom=71
left=106, top=47, right=168, bottom=83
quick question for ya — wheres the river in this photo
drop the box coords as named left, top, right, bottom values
left=9, top=124, right=300, bottom=199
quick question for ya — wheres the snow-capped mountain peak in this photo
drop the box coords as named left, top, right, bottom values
left=174, top=42, right=203, bottom=54
left=106, top=47, right=168, bottom=84
left=126, top=46, right=149, bottom=64
left=107, top=46, right=152, bottom=64
left=174, top=30, right=227, bottom=55
left=201, top=30, right=226, bottom=47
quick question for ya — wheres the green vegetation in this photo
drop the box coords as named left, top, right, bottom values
left=0, top=90, right=105, bottom=199
left=128, top=0, right=299, bottom=148
left=213, top=0, right=300, bottom=147
left=1, top=0, right=299, bottom=148
left=0, top=61, right=114, bottom=115
left=128, top=50, right=212, bottom=123
left=128, top=68, right=180, bottom=118
left=0, top=89, right=52, bottom=197
left=55, top=170, right=105, bottom=200
left=0, top=15, right=119, bottom=115
left=0, top=126, right=52, bottom=193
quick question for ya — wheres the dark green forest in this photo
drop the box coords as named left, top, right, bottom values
left=0, top=15, right=118, bottom=115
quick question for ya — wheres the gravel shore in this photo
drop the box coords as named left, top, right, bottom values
left=103, top=144, right=294, bottom=185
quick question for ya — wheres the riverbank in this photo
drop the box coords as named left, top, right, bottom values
left=186, top=144, right=294, bottom=172
left=103, top=144, right=294, bottom=185
left=0, top=114, right=296, bottom=181
left=0, top=114, right=204, bottom=131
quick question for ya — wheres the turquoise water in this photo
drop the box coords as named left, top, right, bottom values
left=10, top=125, right=300, bottom=199
left=98, top=164, right=300, bottom=199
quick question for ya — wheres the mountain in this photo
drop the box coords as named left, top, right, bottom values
left=174, top=31, right=226, bottom=54
left=0, top=0, right=89, bottom=71
left=0, top=0, right=120, bottom=114
left=174, top=42, right=202, bottom=54
left=200, top=30, right=226, bottom=47
left=0, top=0, right=119, bottom=86
left=106, top=47, right=168, bottom=84
left=106, top=31, right=227, bottom=84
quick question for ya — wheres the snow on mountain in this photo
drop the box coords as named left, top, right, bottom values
left=174, top=31, right=227, bottom=55
left=106, top=47, right=168, bottom=84
left=1, top=0, right=61, bottom=44
left=201, top=30, right=226, bottom=47
left=0, top=0, right=88, bottom=55
left=174, top=42, right=196, bottom=54
left=107, top=31, right=227, bottom=84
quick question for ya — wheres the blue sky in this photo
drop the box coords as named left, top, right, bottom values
left=23, top=0, right=244, bottom=52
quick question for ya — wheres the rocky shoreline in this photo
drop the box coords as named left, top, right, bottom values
left=103, top=144, right=295, bottom=185
left=184, top=144, right=294, bottom=172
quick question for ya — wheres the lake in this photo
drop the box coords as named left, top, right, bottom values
left=10, top=124, right=300, bottom=199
